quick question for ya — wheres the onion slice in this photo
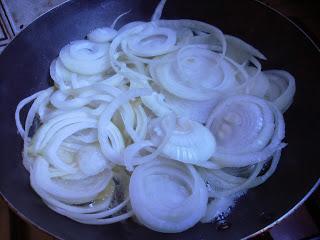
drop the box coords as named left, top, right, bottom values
left=129, top=159, right=208, bottom=233
left=206, top=95, right=285, bottom=167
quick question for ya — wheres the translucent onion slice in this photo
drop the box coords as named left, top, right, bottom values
left=50, top=58, right=106, bottom=90
left=156, top=19, right=227, bottom=55
left=77, top=145, right=109, bottom=176
left=31, top=111, right=89, bottom=151
left=118, top=21, right=146, bottom=35
left=200, top=197, right=234, bottom=223
left=49, top=82, right=122, bottom=111
left=151, top=0, right=167, bottom=21
left=129, top=159, right=208, bottom=233
left=87, top=10, right=131, bottom=43
left=15, top=88, right=54, bottom=138
left=31, top=162, right=132, bottom=224
left=15, top=87, right=54, bottom=170
left=125, top=24, right=177, bottom=57
left=50, top=90, right=112, bottom=111
left=164, top=91, right=220, bottom=123
left=31, top=157, right=112, bottom=204
left=50, top=58, right=118, bottom=90
left=198, top=150, right=281, bottom=199
left=51, top=167, right=132, bottom=224
left=225, top=35, right=266, bottom=64
left=87, top=27, right=117, bottom=43
left=59, top=40, right=111, bottom=75
left=44, top=120, right=97, bottom=173
left=264, top=70, right=296, bottom=112
left=141, top=92, right=172, bottom=117
left=122, top=113, right=176, bottom=171
left=149, top=117, right=216, bottom=164
left=206, top=95, right=285, bottom=167
left=150, top=45, right=237, bottom=101
left=117, top=102, right=148, bottom=143
left=109, top=23, right=152, bottom=77
left=247, top=66, right=270, bottom=98
left=98, top=88, right=151, bottom=164
left=30, top=111, right=98, bottom=173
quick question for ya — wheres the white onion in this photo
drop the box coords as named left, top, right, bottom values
left=149, top=117, right=216, bottom=164
left=151, top=0, right=167, bottom=21
left=225, top=35, right=266, bottom=64
left=206, top=95, right=285, bottom=167
left=50, top=58, right=108, bottom=90
left=98, top=88, right=151, bottom=164
left=150, top=45, right=237, bottom=101
left=88, top=27, right=117, bottom=43
left=201, top=197, right=234, bottom=223
left=125, top=24, right=177, bottom=58
left=31, top=161, right=132, bottom=224
left=77, top=145, right=109, bottom=176
left=198, top=150, right=281, bottom=199
left=247, top=67, right=270, bottom=98
left=264, top=70, right=296, bottom=112
left=122, top=113, right=176, bottom=170
left=164, top=91, right=219, bottom=123
left=31, top=157, right=112, bottom=204
left=59, top=40, right=111, bottom=75
left=14, top=0, right=295, bottom=232
left=129, top=159, right=208, bottom=233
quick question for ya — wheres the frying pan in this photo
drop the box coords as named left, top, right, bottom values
left=0, top=0, right=319, bottom=239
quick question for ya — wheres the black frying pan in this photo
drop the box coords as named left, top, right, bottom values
left=0, top=0, right=319, bottom=239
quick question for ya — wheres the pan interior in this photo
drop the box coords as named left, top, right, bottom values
left=0, top=0, right=319, bottom=239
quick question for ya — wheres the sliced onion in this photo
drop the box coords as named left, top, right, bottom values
left=149, top=117, right=216, bottom=164
left=201, top=197, right=234, bottom=223
left=150, top=45, right=237, bottom=101
left=264, top=70, right=296, bottom=112
left=122, top=113, right=175, bottom=170
left=15, top=0, right=296, bottom=231
left=141, top=92, right=172, bottom=117
left=164, top=91, right=220, bottom=123
left=206, top=95, right=285, bottom=167
left=50, top=85, right=116, bottom=111
left=31, top=161, right=132, bottom=224
left=98, top=88, right=151, bottom=164
left=156, top=19, right=227, bottom=55
left=50, top=58, right=108, bottom=90
left=151, top=0, right=167, bottom=21
left=118, top=21, right=146, bottom=34
left=31, top=157, right=112, bottom=204
left=88, top=27, right=117, bottom=43
left=198, top=149, right=281, bottom=200
left=77, top=145, right=109, bottom=176
left=129, top=159, right=208, bottom=233
left=59, top=40, right=111, bottom=75
left=247, top=66, right=270, bottom=98
left=225, top=35, right=266, bottom=64
left=15, top=88, right=53, bottom=138
left=15, top=87, right=54, bottom=170
left=124, top=24, right=177, bottom=58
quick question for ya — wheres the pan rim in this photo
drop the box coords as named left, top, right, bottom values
left=0, top=0, right=319, bottom=239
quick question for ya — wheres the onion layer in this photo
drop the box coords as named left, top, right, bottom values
left=129, top=159, right=208, bottom=233
left=149, top=117, right=216, bottom=164
left=206, top=95, right=285, bottom=167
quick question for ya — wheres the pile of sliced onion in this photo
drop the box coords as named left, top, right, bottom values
left=15, top=0, right=295, bottom=233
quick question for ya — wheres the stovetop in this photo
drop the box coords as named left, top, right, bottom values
left=0, top=0, right=66, bottom=52
left=0, top=0, right=319, bottom=239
